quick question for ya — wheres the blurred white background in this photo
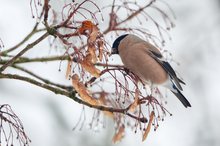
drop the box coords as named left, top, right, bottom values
left=1, top=0, right=220, bottom=146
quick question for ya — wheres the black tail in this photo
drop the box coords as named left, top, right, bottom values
left=171, top=89, right=191, bottom=108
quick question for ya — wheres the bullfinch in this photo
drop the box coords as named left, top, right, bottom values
left=111, top=34, right=191, bottom=108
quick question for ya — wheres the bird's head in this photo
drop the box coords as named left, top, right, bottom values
left=111, top=34, right=128, bottom=55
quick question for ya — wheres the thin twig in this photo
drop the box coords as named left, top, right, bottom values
left=117, top=0, right=155, bottom=26
left=2, top=29, right=38, bottom=54
left=12, top=65, right=72, bottom=90
left=0, top=73, right=147, bottom=123
left=0, top=55, right=69, bottom=64
left=43, top=0, right=50, bottom=27
left=0, top=32, right=49, bottom=73
left=2, top=8, right=44, bottom=54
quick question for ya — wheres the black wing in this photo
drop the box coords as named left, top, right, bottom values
left=148, top=50, right=185, bottom=90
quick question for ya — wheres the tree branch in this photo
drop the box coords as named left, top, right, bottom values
left=103, top=0, right=155, bottom=34
left=0, top=32, right=49, bottom=73
left=0, top=55, right=69, bottom=64
left=1, top=10, right=45, bottom=55
left=1, top=29, right=36, bottom=55
left=0, top=73, right=147, bottom=123
left=117, top=0, right=155, bottom=26
left=12, top=65, right=72, bottom=90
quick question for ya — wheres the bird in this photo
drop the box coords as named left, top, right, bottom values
left=111, top=34, right=191, bottom=108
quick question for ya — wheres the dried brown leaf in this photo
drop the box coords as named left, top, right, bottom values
left=78, top=21, right=102, bottom=64
left=65, top=60, right=72, bottom=79
left=103, top=111, right=114, bottom=118
left=98, top=92, right=114, bottom=117
left=98, top=92, right=107, bottom=104
left=78, top=21, right=100, bottom=43
left=142, top=111, right=155, bottom=141
left=71, top=74, right=98, bottom=105
left=89, top=24, right=99, bottom=43
left=112, top=125, right=125, bottom=143
left=78, top=20, right=94, bottom=34
left=80, top=54, right=101, bottom=77
left=98, top=40, right=104, bottom=62
left=88, top=45, right=97, bottom=63
left=129, top=88, right=139, bottom=112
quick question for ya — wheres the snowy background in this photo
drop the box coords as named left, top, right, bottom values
left=0, top=0, right=220, bottom=146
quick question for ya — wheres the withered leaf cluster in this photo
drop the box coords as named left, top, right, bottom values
left=78, top=21, right=104, bottom=78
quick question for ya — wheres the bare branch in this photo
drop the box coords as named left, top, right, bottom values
left=12, top=65, right=72, bottom=90
left=0, top=73, right=147, bottom=123
left=0, top=104, right=31, bottom=146
left=0, top=32, right=49, bottom=73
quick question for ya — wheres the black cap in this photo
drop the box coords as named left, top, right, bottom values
left=111, top=34, right=128, bottom=54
